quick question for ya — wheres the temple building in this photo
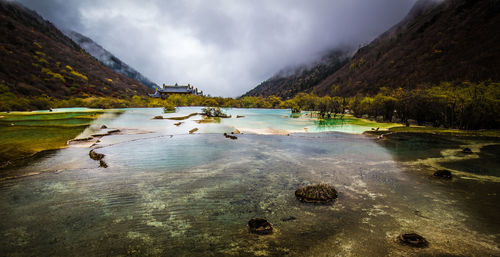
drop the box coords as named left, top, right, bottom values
left=150, top=83, right=203, bottom=98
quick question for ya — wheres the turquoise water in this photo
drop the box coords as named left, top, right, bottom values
left=0, top=108, right=499, bottom=256
left=78, top=107, right=386, bottom=136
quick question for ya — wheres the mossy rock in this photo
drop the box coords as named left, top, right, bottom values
left=398, top=233, right=428, bottom=248
left=433, top=169, right=452, bottom=179
left=248, top=218, right=273, bottom=235
left=295, top=184, right=338, bottom=203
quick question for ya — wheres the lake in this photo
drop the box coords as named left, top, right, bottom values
left=0, top=107, right=499, bottom=256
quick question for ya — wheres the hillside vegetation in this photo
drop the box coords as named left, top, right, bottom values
left=313, top=0, right=500, bottom=96
left=0, top=1, right=151, bottom=100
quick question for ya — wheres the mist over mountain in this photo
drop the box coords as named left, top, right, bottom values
left=66, top=31, right=159, bottom=89
left=15, top=0, right=416, bottom=97
left=243, top=48, right=352, bottom=98
left=247, top=0, right=499, bottom=98
left=312, top=0, right=500, bottom=96
left=0, top=1, right=151, bottom=98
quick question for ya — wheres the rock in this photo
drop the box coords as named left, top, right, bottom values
left=166, top=113, right=199, bottom=120
left=189, top=128, right=198, bottom=134
left=100, top=125, right=108, bottom=129
left=89, top=150, right=105, bottom=160
left=248, top=218, right=273, bottom=235
left=223, top=133, right=237, bottom=140
left=233, top=128, right=241, bottom=134
left=398, top=233, right=428, bottom=248
left=281, top=216, right=296, bottom=222
left=70, top=136, right=94, bottom=142
left=153, top=116, right=164, bottom=119
left=433, top=169, right=452, bottom=179
left=108, top=129, right=120, bottom=134
left=236, top=115, right=245, bottom=118
left=462, top=147, right=473, bottom=154
left=174, top=122, right=183, bottom=126
left=295, top=184, right=338, bottom=203
left=99, top=160, right=108, bottom=168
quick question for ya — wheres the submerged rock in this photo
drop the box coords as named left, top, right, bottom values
left=248, top=218, right=273, bottom=235
left=434, top=169, right=452, bottom=179
left=153, top=115, right=164, bottom=120
left=281, top=216, right=296, bottom=222
left=462, top=147, right=473, bottom=154
left=89, top=150, right=105, bottom=161
left=398, top=233, right=428, bottom=248
left=99, top=160, right=108, bottom=168
left=236, top=115, right=245, bottom=118
left=295, top=184, right=338, bottom=203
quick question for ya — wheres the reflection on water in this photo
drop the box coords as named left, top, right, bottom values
left=0, top=108, right=499, bottom=256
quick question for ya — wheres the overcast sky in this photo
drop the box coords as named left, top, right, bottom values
left=16, top=0, right=416, bottom=97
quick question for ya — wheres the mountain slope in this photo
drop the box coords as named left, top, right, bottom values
left=243, top=49, right=350, bottom=98
left=313, top=0, right=500, bottom=96
left=0, top=1, right=151, bottom=98
left=66, top=31, right=159, bottom=89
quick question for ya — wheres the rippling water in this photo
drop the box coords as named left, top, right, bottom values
left=0, top=108, right=499, bottom=256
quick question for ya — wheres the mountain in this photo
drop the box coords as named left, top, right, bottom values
left=312, top=0, right=500, bottom=96
left=0, top=1, right=151, bottom=98
left=66, top=31, right=159, bottom=89
left=243, top=49, right=350, bottom=98
left=246, top=0, right=500, bottom=98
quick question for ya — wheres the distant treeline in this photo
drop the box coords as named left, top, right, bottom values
left=1, top=81, right=498, bottom=129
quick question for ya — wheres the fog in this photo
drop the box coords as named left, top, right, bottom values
left=16, top=0, right=416, bottom=96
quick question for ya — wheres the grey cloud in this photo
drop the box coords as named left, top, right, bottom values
left=17, top=0, right=416, bottom=97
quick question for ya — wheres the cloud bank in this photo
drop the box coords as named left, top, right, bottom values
left=16, top=0, right=416, bottom=97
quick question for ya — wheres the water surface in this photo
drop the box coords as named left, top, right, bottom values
left=0, top=108, right=499, bottom=256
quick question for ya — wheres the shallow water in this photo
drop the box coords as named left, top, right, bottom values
left=0, top=108, right=499, bottom=256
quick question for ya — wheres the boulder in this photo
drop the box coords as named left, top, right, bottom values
left=433, top=170, right=452, bottom=179
left=398, top=233, right=428, bottom=248
left=295, top=184, right=338, bottom=203
left=248, top=218, right=273, bottom=235
left=153, top=116, right=164, bottom=120
left=236, top=115, right=245, bottom=118
left=189, top=128, right=199, bottom=134
left=100, top=125, right=108, bottom=129
left=174, top=122, right=183, bottom=126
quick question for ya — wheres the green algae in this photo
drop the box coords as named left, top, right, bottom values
left=0, top=110, right=120, bottom=164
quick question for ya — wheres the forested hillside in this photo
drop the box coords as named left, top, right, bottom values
left=0, top=1, right=151, bottom=101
